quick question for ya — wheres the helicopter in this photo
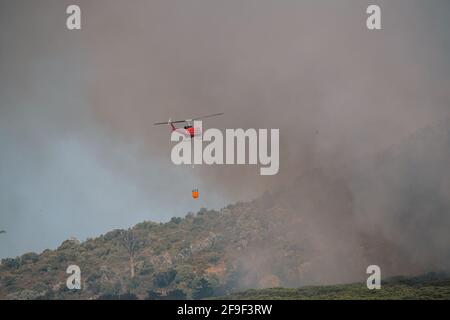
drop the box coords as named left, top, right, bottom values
left=154, top=113, right=223, bottom=138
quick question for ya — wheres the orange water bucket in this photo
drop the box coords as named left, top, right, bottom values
left=192, top=189, right=199, bottom=199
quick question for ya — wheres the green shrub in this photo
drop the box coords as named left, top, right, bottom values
left=154, top=269, right=177, bottom=288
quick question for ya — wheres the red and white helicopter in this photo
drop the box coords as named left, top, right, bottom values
left=154, top=113, right=223, bottom=138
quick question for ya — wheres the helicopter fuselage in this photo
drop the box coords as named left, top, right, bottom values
left=171, top=124, right=201, bottom=138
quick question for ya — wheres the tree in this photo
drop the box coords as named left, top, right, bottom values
left=153, top=269, right=177, bottom=288
left=2, top=258, right=21, bottom=269
left=120, top=229, right=139, bottom=278
left=164, top=289, right=187, bottom=300
left=145, top=290, right=162, bottom=300
left=192, top=277, right=214, bottom=300
left=21, top=252, right=39, bottom=264
left=98, top=292, right=138, bottom=300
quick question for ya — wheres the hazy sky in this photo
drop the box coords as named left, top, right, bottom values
left=1, top=0, right=449, bottom=259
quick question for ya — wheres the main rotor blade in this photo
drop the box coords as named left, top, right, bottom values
left=192, top=113, right=224, bottom=121
left=154, top=113, right=223, bottom=125
left=154, top=120, right=187, bottom=125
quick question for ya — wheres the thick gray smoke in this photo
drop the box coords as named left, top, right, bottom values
left=82, top=0, right=450, bottom=190
left=1, top=0, right=450, bottom=284
left=81, top=0, right=450, bottom=282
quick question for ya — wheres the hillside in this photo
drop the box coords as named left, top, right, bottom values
left=0, top=167, right=375, bottom=300
left=0, top=204, right=250, bottom=300
left=219, top=272, right=450, bottom=300
left=218, top=272, right=450, bottom=300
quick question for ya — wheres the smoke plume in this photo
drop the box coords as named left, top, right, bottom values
left=1, top=0, right=450, bottom=284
